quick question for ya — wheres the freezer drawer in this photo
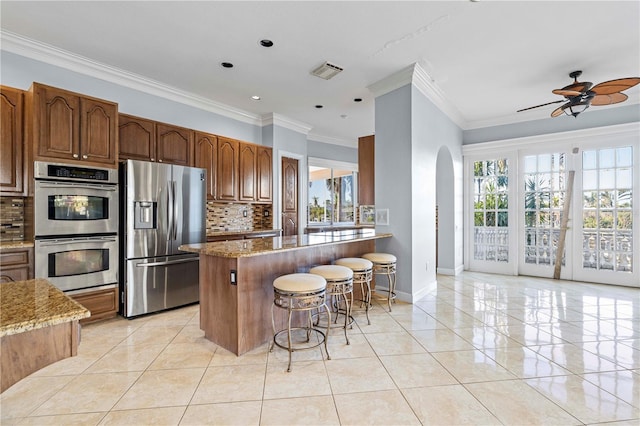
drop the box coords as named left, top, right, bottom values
left=122, top=254, right=199, bottom=318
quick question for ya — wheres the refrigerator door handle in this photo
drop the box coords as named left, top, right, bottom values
left=172, top=180, right=178, bottom=240
left=135, top=257, right=199, bottom=267
left=167, top=180, right=174, bottom=242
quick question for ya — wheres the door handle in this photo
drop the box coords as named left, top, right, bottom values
left=135, top=258, right=198, bottom=267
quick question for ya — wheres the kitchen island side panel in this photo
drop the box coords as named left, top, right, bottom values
left=199, top=255, right=239, bottom=354
left=199, top=239, right=375, bottom=355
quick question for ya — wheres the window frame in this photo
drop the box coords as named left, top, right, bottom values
left=307, top=157, right=358, bottom=227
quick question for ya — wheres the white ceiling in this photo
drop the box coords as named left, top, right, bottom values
left=1, top=1, right=639, bottom=147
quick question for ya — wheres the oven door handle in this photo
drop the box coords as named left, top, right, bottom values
left=37, top=236, right=117, bottom=246
left=37, top=182, right=118, bottom=191
left=135, top=258, right=198, bottom=268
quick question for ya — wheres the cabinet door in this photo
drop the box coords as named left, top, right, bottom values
left=0, top=87, right=24, bottom=195
left=358, top=135, right=375, bottom=205
left=80, top=97, right=117, bottom=166
left=216, top=137, right=239, bottom=201
left=118, top=114, right=156, bottom=162
left=239, top=142, right=257, bottom=202
left=194, top=132, right=217, bottom=200
left=256, top=146, right=272, bottom=203
left=34, top=84, right=80, bottom=162
left=156, top=123, right=194, bottom=166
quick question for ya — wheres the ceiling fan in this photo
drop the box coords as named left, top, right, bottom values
left=517, top=71, right=640, bottom=118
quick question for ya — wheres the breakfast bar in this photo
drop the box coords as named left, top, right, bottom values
left=180, top=229, right=391, bottom=355
left=1, top=279, right=90, bottom=392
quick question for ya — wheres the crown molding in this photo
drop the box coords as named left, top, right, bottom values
left=462, top=122, right=640, bottom=155
left=307, top=132, right=357, bottom=148
left=261, top=113, right=313, bottom=135
left=1, top=30, right=262, bottom=126
left=368, top=62, right=466, bottom=128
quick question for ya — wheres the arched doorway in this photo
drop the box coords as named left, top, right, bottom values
left=436, top=146, right=456, bottom=274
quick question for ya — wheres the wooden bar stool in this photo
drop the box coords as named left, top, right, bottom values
left=270, top=273, right=331, bottom=372
left=335, top=257, right=373, bottom=325
left=309, top=265, right=354, bottom=344
left=362, top=253, right=397, bottom=312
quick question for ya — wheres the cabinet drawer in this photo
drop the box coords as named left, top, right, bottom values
left=70, top=286, right=118, bottom=324
left=0, top=250, right=30, bottom=266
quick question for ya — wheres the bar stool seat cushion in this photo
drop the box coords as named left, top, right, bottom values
left=335, top=257, right=373, bottom=271
left=362, top=253, right=397, bottom=264
left=273, top=273, right=326, bottom=293
left=309, top=265, right=353, bottom=280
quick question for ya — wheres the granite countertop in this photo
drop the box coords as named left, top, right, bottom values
left=0, top=240, right=35, bottom=251
left=181, top=229, right=392, bottom=258
left=0, top=279, right=90, bottom=337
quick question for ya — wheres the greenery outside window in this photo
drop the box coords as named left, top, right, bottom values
left=308, top=158, right=357, bottom=226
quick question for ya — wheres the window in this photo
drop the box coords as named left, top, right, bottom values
left=308, top=159, right=357, bottom=226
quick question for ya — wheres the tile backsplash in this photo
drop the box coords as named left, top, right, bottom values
left=206, top=202, right=272, bottom=233
left=0, top=197, right=25, bottom=241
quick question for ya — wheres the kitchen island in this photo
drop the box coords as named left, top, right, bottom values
left=1, top=279, right=90, bottom=392
left=180, top=229, right=391, bottom=355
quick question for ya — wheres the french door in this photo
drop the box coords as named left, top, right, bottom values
left=572, top=144, right=637, bottom=286
left=467, top=155, right=516, bottom=274
left=518, top=151, right=573, bottom=280
left=465, top=129, right=638, bottom=288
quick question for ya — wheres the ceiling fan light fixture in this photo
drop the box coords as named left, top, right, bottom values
left=563, top=100, right=590, bottom=117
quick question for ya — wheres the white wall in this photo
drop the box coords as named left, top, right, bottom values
left=0, top=51, right=262, bottom=143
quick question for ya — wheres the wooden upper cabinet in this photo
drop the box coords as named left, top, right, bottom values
left=0, top=86, right=24, bottom=196
left=256, top=146, right=272, bottom=203
left=239, top=142, right=257, bottom=202
left=194, top=131, right=217, bottom=200
left=358, top=135, right=375, bottom=206
left=216, top=137, right=239, bottom=201
left=156, top=123, right=193, bottom=166
left=118, top=114, right=156, bottom=162
left=30, top=83, right=117, bottom=167
left=119, top=115, right=194, bottom=166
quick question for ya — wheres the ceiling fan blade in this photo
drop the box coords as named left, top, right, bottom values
left=591, top=77, right=640, bottom=95
left=552, top=89, right=582, bottom=97
left=551, top=104, right=566, bottom=117
left=591, top=92, right=628, bottom=106
left=517, top=99, right=564, bottom=112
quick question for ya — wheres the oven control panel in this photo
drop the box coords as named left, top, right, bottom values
left=34, top=161, right=117, bottom=184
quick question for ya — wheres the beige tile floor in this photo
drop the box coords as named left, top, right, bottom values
left=2, top=272, right=639, bottom=425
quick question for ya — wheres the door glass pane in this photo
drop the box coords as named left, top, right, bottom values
left=473, top=158, right=509, bottom=262
left=582, top=147, right=633, bottom=272
left=523, top=152, right=566, bottom=267
left=308, top=166, right=331, bottom=223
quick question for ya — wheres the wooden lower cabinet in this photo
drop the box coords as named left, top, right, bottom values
left=0, top=247, right=33, bottom=283
left=69, top=285, right=118, bottom=323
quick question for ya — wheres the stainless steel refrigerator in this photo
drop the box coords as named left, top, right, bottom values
left=119, top=160, right=206, bottom=318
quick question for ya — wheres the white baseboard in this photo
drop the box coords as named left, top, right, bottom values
left=437, top=265, right=464, bottom=276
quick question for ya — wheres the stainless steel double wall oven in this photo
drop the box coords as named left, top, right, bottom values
left=34, top=161, right=119, bottom=295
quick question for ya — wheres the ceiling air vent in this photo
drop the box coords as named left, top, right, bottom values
left=311, top=62, right=344, bottom=80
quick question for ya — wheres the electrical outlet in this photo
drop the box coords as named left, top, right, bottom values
left=243, top=210, right=247, bottom=217
left=264, top=210, right=270, bottom=217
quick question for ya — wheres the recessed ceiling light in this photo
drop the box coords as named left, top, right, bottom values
left=221, top=62, right=234, bottom=68
left=251, top=95, right=261, bottom=100
left=353, top=98, right=363, bottom=102
left=259, top=39, right=274, bottom=47
left=315, top=105, right=323, bottom=109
